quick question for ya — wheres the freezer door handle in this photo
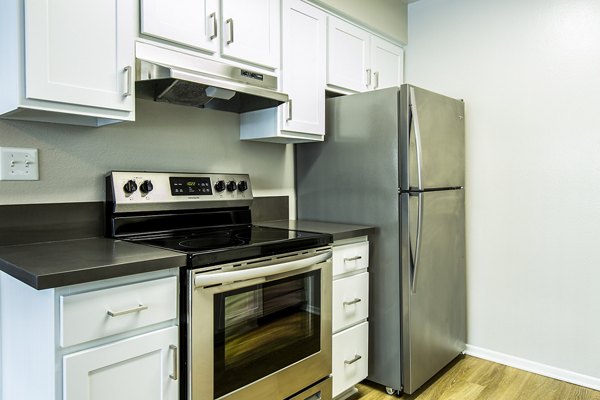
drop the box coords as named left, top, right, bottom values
left=410, top=192, right=424, bottom=293
left=409, top=87, right=424, bottom=191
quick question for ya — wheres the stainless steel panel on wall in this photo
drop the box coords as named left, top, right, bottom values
left=400, top=189, right=466, bottom=394
left=296, top=87, right=403, bottom=387
left=400, top=85, right=465, bottom=191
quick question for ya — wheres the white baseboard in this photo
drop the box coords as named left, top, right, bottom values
left=465, top=345, right=600, bottom=391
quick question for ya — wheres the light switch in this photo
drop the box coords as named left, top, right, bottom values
left=0, top=147, right=39, bottom=181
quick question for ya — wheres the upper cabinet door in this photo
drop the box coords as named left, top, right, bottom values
left=371, top=36, right=404, bottom=90
left=221, top=0, right=279, bottom=69
left=281, top=0, right=326, bottom=136
left=327, top=16, right=371, bottom=93
left=24, top=0, right=135, bottom=112
left=140, top=0, right=220, bottom=54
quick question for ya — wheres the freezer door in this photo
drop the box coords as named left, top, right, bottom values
left=400, top=189, right=466, bottom=394
left=399, top=85, right=465, bottom=191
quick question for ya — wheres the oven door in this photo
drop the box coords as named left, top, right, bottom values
left=189, top=248, right=332, bottom=400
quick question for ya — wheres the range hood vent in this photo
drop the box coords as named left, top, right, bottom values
left=135, top=59, right=288, bottom=114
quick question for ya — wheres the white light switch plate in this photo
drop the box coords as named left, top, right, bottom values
left=0, top=147, right=39, bottom=180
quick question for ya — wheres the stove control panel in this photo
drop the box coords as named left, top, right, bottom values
left=107, top=171, right=253, bottom=212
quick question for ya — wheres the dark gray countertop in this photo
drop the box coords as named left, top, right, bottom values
left=0, top=237, right=187, bottom=290
left=256, top=220, right=375, bottom=242
left=0, top=220, right=374, bottom=291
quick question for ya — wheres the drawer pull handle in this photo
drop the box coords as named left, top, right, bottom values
left=106, top=304, right=148, bottom=317
left=343, top=298, right=362, bottom=306
left=344, top=354, right=362, bottom=365
left=344, top=256, right=362, bottom=262
left=169, top=344, right=178, bottom=380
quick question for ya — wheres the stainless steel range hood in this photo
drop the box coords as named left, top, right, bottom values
left=135, top=58, right=288, bottom=114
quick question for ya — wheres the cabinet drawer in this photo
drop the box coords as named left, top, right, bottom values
left=332, top=322, right=368, bottom=398
left=60, top=276, right=177, bottom=347
left=332, top=272, right=369, bottom=333
left=332, top=241, right=369, bottom=276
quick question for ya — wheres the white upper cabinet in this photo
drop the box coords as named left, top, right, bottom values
left=280, top=0, right=326, bottom=136
left=140, top=0, right=279, bottom=69
left=240, top=0, right=325, bottom=143
left=327, top=15, right=404, bottom=93
left=370, top=36, right=404, bottom=90
left=25, top=0, right=135, bottom=112
left=221, top=0, right=280, bottom=68
left=0, top=0, right=136, bottom=126
left=140, top=0, right=219, bottom=54
left=327, top=16, right=371, bottom=93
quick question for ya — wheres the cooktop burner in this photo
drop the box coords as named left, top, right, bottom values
left=128, top=225, right=330, bottom=267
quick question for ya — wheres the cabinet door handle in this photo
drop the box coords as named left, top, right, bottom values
left=344, top=354, right=362, bottom=365
left=366, top=69, right=372, bottom=88
left=286, top=99, right=293, bottom=121
left=169, top=345, right=178, bottom=380
left=123, top=65, right=132, bottom=97
left=344, top=255, right=362, bottom=262
left=209, top=12, right=218, bottom=40
left=374, top=71, right=379, bottom=89
left=106, top=304, right=148, bottom=317
left=343, top=298, right=362, bottom=306
left=226, top=18, right=234, bottom=44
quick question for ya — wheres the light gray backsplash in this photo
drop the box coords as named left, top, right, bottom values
left=0, top=99, right=294, bottom=206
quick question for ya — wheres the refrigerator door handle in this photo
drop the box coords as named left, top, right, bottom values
left=409, top=87, right=424, bottom=191
left=410, top=192, right=424, bottom=293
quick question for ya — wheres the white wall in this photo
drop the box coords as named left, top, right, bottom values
left=0, top=100, right=295, bottom=216
left=407, top=0, right=600, bottom=385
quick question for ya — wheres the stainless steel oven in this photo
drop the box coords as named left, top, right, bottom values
left=189, top=247, right=332, bottom=400
left=105, top=171, right=334, bottom=400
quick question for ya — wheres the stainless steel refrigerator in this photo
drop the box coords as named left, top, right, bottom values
left=295, top=85, right=466, bottom=395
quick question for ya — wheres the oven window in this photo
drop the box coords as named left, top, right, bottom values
left=213, top=270, right=321, bottom=398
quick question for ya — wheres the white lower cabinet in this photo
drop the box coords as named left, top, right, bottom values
left=63, top=327, right=178, bottom=400
left=0, top=269, right=179, bottom=400
left=332, top=322, right=369, bottom=398
left=331, top=237, right=369, bottom=399
left=332, top=272, right=369, bottom=331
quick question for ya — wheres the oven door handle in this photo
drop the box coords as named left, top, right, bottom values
left=194, top=250, right=332, bottom=287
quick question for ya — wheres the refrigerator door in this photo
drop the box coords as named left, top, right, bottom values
left=400, top=188, right=466, bottom=394
left=399, top=85, right=465, bottom=191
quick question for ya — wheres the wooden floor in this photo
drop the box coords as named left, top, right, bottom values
left=351, top=355, right=600, bottom=400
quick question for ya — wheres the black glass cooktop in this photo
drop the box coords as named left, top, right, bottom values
left=129, top=225, right=331, bottom=268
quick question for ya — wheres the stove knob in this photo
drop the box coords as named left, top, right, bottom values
left=226, top=181, right=237, bottom=192
left=238, top=181, right=248, bottom=192
left=123, top=180, right=138, bottom=194
left=214, top=180, right=226, bottom=192
left=140, top=180, right=153, bottom=193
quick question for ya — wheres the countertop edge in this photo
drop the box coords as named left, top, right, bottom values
left=256, top=219, right=376, bottom=242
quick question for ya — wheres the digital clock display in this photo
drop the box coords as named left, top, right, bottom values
left=169, top=177, right=213, bottom=196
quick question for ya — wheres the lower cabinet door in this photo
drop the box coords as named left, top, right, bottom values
left=63, top=326, right=178, bottom=400
left=332, top=322, right=368, bottom=398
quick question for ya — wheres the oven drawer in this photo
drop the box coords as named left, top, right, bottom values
left=332, top=241, right=369, bottom=276
left=60, top=276, right=177, bottom=347
left=332, top=321, right=368, bottom=398
left=332, top=272, right=369, bottom=333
